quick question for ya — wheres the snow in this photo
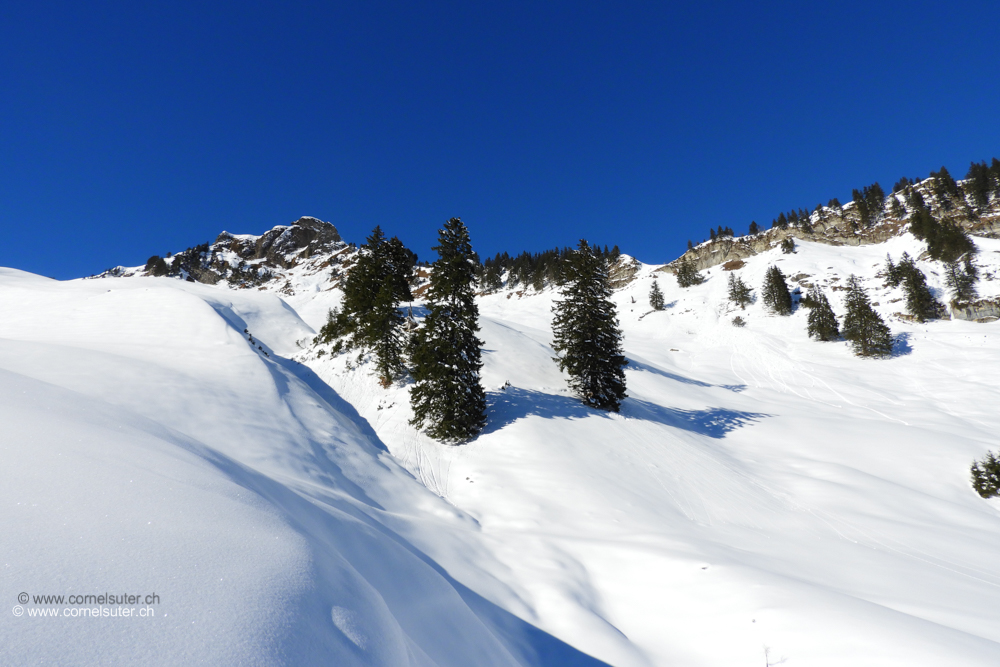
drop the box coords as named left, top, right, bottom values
left=3, top=229, right=1000, bottom=665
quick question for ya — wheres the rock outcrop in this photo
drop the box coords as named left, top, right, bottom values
left=951, top=297, right=1000, bottom=323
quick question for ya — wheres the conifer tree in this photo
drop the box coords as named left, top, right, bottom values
left=748, top=221, right=760, bottom=235
left=727, top=273, right=753, bottom=309
left=761, top=265, right=792, bottom=315
left=675, top=257, right=703, bottom=287
left=649, top=280, right=665, bottom=311
left=895, top=255, right=943, bottom=321
left=340, top=226, right=415, bottom=382
left=842, top=275, right=893, bottom=358
left=552, top=240, right=627, bottom=412
left=408, top=218, right=486, bottom=442
left=805, top=287, right=839, bottom=341
left=971, top=451, right=1000, bottom=499
left=944, top=255, right=979, bottom=304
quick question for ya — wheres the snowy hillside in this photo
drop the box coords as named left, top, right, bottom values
left=4, top=227, right=1000, bottom=665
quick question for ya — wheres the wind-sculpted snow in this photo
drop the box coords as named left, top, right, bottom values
left=0, top=269, right=604, bottom=666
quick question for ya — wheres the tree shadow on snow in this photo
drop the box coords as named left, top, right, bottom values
left=626, top=357, right=747, bottom=393
left=892, top=332, right=913, bottom=357
left=486, top=387, right=767, bottom=439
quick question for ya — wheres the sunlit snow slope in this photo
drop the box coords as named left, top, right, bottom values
left=3, top=230, right=1000, bottom=666
left=305, top=234, right=1000, bottom=667
left=0, top=268, right=602, bottom=667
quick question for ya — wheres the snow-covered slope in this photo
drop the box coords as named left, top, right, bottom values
left=303, top=234, right=1000, bottom=666
left=0, top=268, right=601, bottom=666
left=4, top=229, right=1000, bottom=666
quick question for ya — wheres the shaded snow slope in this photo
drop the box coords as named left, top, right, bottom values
left=0, top=269, right=604, bottom=667
left=303, top=235, right=1000, bottom=666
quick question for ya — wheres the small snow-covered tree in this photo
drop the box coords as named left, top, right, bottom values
left=761, top=265, right=792, bottom=315
left=727, top=273, right=753, bottom=309
left=552, top=240, right=628, bottom=412
left=408, top=218, right=486, bottom=442
left=805, top=287, right=839, bottom=341
left=842, top=275, right=893, bottom=358
left=649, top=280, right=665, bottom=311
left=897, top=256, right=943, bottom=322
left=971, top=451, right=1000, bottom=499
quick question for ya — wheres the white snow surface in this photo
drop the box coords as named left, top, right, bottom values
left=3, top=231, right=1000, bottom=666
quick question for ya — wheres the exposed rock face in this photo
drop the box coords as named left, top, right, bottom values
left=661, top=179, right=1000, bottom=275
left=951, top=297, right=1000, bottom=323
left=609, top=255, right=641, bottom=289
left=216, top=217, right=343, bottom=268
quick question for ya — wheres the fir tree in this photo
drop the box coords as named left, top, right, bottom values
left=408, top=218, right=486, bottom=442
left=340, top=226, right=415, bottom=381
left=971, top=451, right=1000, bottom=499
left=805, top=287, right=839, bottom=341
left=551, top=240, right=628, bottom=412
left=675, top=257, right=703, bottom=287
left=944, top=255, right=979, bottom=304
left=727, top=273, right=753, bottom=309
left=649, top=280, right=665, bottom=311
left=761, top=265, right=792, bottom=315
left=896, top=255, right=943, bottom=322
left=780, top=237, right=795, bottom=254
left=748, top=221, right=760, bottom=235
left=842, top=275, right=893, bottom=358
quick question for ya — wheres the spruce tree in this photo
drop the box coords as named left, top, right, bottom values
left=944, top=255, right=979, bottom=303
left=842, top=275, right=893, bottom=358
left=408, top=218, right=487, bottom=442
left=675, top=257, right=704, bottom=287
left=552, top=240, right=627, bottom=412
left=805, top=287, right=839, bottom=341
left=727, top=273, right=753, bottom=309
left=340, top=226, right=414, bottom=381
left=761, top=265, right=792, bottom=315
left=896, top=255, right=943, bottom=321
left=649, top=280, right=665, bottom=311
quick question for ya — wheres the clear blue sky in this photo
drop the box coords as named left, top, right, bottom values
left=2, top=1, right=999, bottom=278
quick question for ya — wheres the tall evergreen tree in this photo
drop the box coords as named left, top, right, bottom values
left=408, top=218, right=486, bottom=442
left=339, top=226, right=415, bottom=381
left=748, top=221, right=760, bottom=235
left=649, top=280, right=665, bottom=311
left=552, top=240, right=628, bottom=412
left=805, top=287, right=839, bottom=341
left=675, top=257, right=704, bottom=287
left=944, top=255, right=979, bottom=303
left=761, top=265, right=792, bottom=315
left=727, top=273, right=753, bottom=309
left=842, top=275, right=893, bottom=358
left=895, top=255, right=943, bottom=321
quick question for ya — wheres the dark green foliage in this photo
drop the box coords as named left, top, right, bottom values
left=340, top=226, right=415, bottom=382
left=727, top=273, right=753, bottom=309
left=904, top=185, right=927, bottom=213
left=805, top=288, right=839, bottom=341
left=675, top=257, right=703, bottom=288
left=772, top=213, right=788, bottom=229
left=930, top=166, right=961, bottom=202
left=780, top=238, right=795, bottom=254
left=971, top=451, right=1000, bottom=499
left=842, top=275, right=893, bottom=358
left=909, top=211, right=976, bottom=262
left=145, top=255, right=169, bottom=276
left=409, top=218, right=487, bottom=442
left=748, top=221, right=760, bottom=235
left=828, top=197, right=842, bottom=209
left=478, top=243, right=619, bottom=292
left=895, top=255, right=943, bottom=321
left=944, top=255, right=979, bottom=304
left=883, top=253, right=903, bottom=288
left=892, top=177, right=917, bottom=193
left=551, top=240, right=628, bottom=412
left=851, top=183, right=886, bottom=228
left=315, top=307, right=351, bottom=345
left=687, top=240, right=694, bottom=250
left=649, top=280, right=665, bottom=311
left=711, top=226, right=734, bottom=239
left=889, top=196, right=905, bottom=219
left=761, top=265, right=792, bottom=315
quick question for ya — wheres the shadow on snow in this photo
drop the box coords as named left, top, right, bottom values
left=485, top=387, right=768, bottom=439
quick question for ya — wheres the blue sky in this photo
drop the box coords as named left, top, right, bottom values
left=2, top=1, right=998, bottom=278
